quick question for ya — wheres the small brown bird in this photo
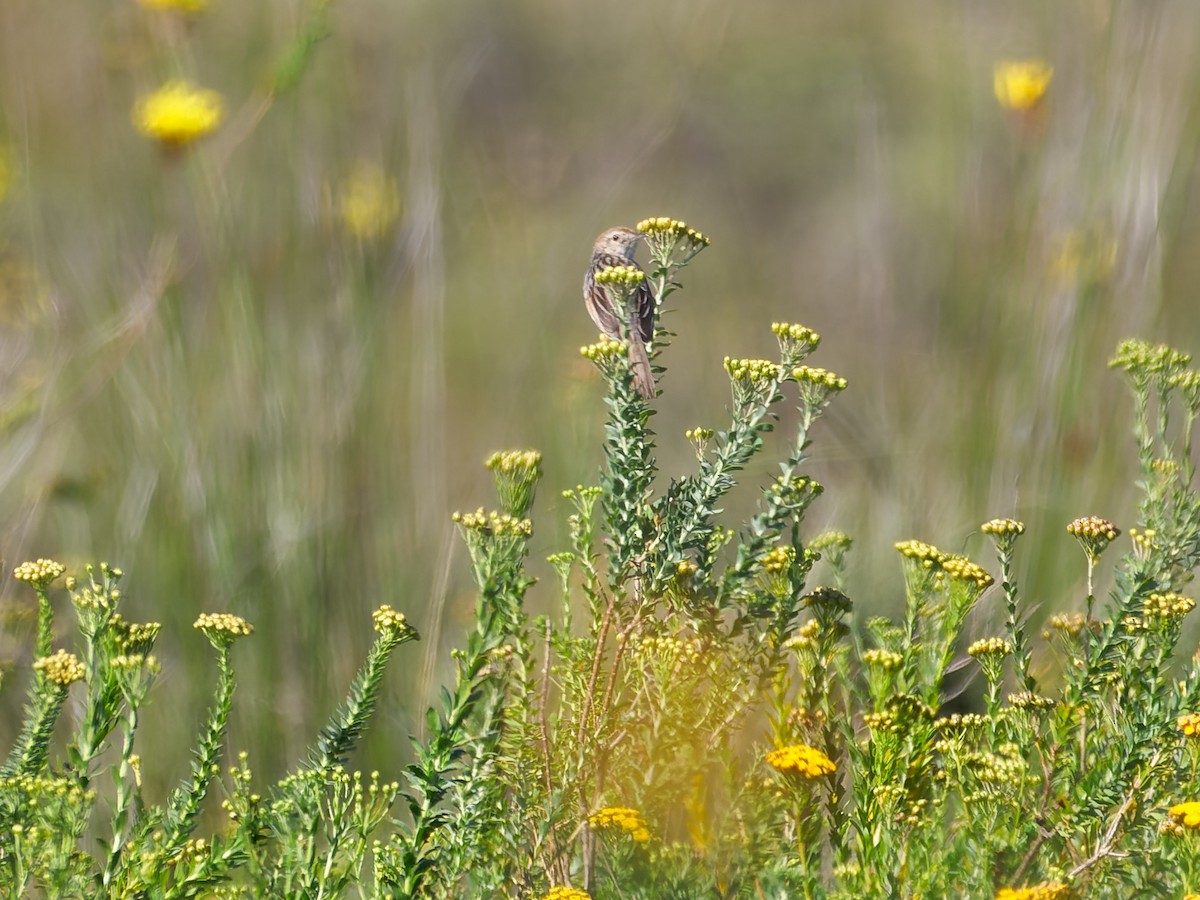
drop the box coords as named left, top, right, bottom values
left=583, top=226, right=656, bottom=399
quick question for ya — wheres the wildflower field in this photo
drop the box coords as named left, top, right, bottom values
left=3, top=1, right=1200, bottom=897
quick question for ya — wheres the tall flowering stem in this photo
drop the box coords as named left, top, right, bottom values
left=983, top=519, right=1034, bottom=691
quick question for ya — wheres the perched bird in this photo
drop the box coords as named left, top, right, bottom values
left=583, top=226, right=656, bottom=399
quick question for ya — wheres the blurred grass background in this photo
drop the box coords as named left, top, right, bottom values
left=2, top=0, right=1200, bottom=798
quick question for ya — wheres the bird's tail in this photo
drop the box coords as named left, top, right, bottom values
left=628, top=335, right=655, bottom=400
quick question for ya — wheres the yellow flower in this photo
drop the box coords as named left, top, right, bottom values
left=139, top=0, right=208, bottom=11
left=540, top=889, right=590, bottom=900
left=1179, top=713, right=1200, bottom=737
left=765, top=744, right=836, bottom=779
left=133, top=82, right=223, bottom=147
left=339, top=162, right=400, bottom=239
left=995, top=882, right=1069, bottom=900
left=1170, top=801, right=1200, bottom=829
left=994, top=60, right=1054, bottom=111
left=588, top=806, right=651, bottom=843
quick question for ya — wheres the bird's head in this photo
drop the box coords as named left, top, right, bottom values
left=593, top=226, right=643, bottom=260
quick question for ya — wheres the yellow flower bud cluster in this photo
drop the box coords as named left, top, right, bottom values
left=791, top=365, right=847, bottom=391
left=33, top=649, right=85, bottom=686
left=1043, top=612, right=1090, bottom=638
left=935, top=713, right=989, bottom=731
left=540, top=888, right=591, bottom=900
left=593, top=264, right=645, bottom=287
left=14, top=558, right=65, bottom=586
left=133, top=82, right=223, bottom=147
left=580, top=335, right=627, bottom=360
left=810, top=530, right=852, bottom=552
left=765, top=744, right=836, bottom=779
left=967, top=637, right=1012, bottom=658
left=1129, top=528, right=1158, bottom=559
left=994, top=880, right=1070, bottom=900
left=588, top=806, right=651, bottom=843
left=451, top=508, right=533, bottom=537
left=1007, top=691, right=1055, bottom=711
left=966, top=743, right=1026, bottom=787
left=684, top=427, right=714, bottom=442
left=637, top=633, right=701, bottom=662
left=724, top=357, right=783, bottom=383
left=675, top=559, right=698, bottom=577
left=372, top=604, right=417, bottom=640
left=636, top=217, right=710, bottom=247
left=861, top=648, right=903, bottom=670
left=771, top=322, right=820, bottom=347
left=1143, top=591, right=1195, bottom=620
left=111, top=653, right=160, bottom=675
left=941, top=555, right=994, bottom=591
left=485, top=449, right=542, bottom=475
left=895, top=539, right=944, bottom=568
left=1178, top=713, right=1200, bottom=737
left=0, top=773, right=93, bottom=807
left=761, top=546, right=794, bottom=574
left=560, top=485, right=601, bottom=501
left=982, top=518, right=1026, bottom=537
left=1110, top=339, right=1191, bottom=377
left=1169, top=801, right=1200, bottom=829
left=992, top=60, right=1054, bottom=112
left=193, top=613, right=254, bottom=638
left=1066, top=516, right=1119, bottom=542
left=339, top=162, right=401, bottom=240
left=140, top=0, right=208, bottom=11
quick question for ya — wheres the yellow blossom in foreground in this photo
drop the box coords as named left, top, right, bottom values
left=1170, top=801, right=1200, bottom=829
left=14, top=558, right=65, bottom=587
left=139, top=0, right=208, bottom=11
left=339, top=162, right=400, bottom=239
left=993, top=60, right=1054, bottom=111
left=1179, top=713, right=1200, bottom=737
left=588, top=806, right=650, bottom=842
left=995, top=881, right=1069, bottom=900
left=541, top=888, right=590, bottom=900
left=134, top=82, right=223, bottom=147
left=766, top=744, right=836, bottom=779
left=33, top=649, right=85, bottom=686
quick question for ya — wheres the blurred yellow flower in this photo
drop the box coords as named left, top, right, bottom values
left=133, top=82, right=223, bottom=147
left=994, top=60, right=1054, bottom=111
left=339, top=162, right=401, bottom=239
left=139, top=0, right=208, bottom=11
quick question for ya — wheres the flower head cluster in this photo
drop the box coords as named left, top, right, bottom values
left=1043, top=612, right=1091, bottom=639
left=593, top=264, right=645, bottom=288
left=765, top=744, right=836, bottom=779
left=109, top=616, right=162, bottom=656
left=139, top=0, right=208, bottom=12
left=772, top=321, right=821, bottom=366
left=792, top=365, right=847, bottom=391
left=895, top=539, right=944, bottom=568
left=485, top=449, right=542, bottom=518
left=685, top=426, right=714, bottom=458
left=725, top=357, right=783, bottom=408
left=33, top=649, right=85, bottom=686
left=580, top=335, right=628, bottom=367
left=935, top=712, right=989, bottom=731
left=541, top=888, right=591, bottom=900
left=1143, top=591, right=1195, bottom=620
left=194, top=613, right=254, bottom=650
left=1169, top=368, right=1200, bottom=413
left=339, top=162, right=400, bottom=239
left=1110, top=339, right=1191, bottom=380
left=760, top=546, right=794, bottom=575
left=1129, top=527, right=1159, bottom=560
left=133, top=82, right=223, bottom=148
left=862, top=648, right=903, bottom=670
left=994, top=880, right=1070, bottom=900
left=1067, top=516, right=1120, bottom=564
left=993, top=60, right=1054, bottom=112
left=451, top=507, right=532, bottom=537
left=1008, top=690, right=1055, bottom=712
left=941, top=555, right=994, bottom=591
left=811, top=530, right=852, bottom=553
left=982, top=518, right=1026, bottom=554
left=372, top=605, right=418, bottom=641
left=588, top=806, right=651, bottom=843
left=1170, top=801, right=1200, bottom=829
left=968, top=637, right=1012, bottom=659
left=636, top=633, right=701, bottom=663
left=14, top=559, right=65, bottom=588
left=1178, top=713, right=1200, bottom=738
left=636, top=217, right=710, bottom=266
